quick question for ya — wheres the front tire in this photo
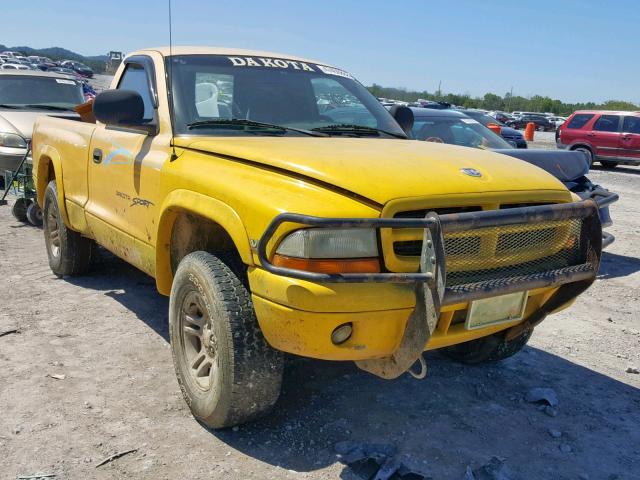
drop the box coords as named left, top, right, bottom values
left=42, top=180, right=93, bottom=276
left=442, top=328, right=533, bottom=365
left=169, top=251, right=284, bottom=429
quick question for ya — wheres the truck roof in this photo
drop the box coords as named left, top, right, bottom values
left=132, top=46, right=332, bottom=67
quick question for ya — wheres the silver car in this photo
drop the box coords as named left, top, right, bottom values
left=0, top=70, right=84, bottom=174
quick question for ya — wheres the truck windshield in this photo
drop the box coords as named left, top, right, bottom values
left=0, top=75, right=84, bottom=110
left=167, top=54, right=405, bottom=138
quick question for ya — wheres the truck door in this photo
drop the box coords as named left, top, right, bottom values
left=619, top=115, right=640, bottom=163
left=589, top=114, right=622, bottom=160
left=85, top=56, right=169, bottom=275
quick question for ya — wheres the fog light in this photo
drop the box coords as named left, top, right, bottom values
left=331, top=323, right=353, bottom=345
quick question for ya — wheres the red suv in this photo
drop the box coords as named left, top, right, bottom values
left=557, top=110, right=640, bottom=169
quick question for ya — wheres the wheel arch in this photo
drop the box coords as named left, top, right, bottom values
left=34, top=146, right=70, bottom=225
left=155, top=189, right=253, bottom=295
left=569, top=143, right=594, bottom=155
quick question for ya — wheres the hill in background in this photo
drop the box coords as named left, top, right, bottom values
left=0, top=44, right=108, bottom=72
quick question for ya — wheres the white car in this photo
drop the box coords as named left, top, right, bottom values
left=548, top=116, right=566, bottom=128
left=1, top=63, right=30, bottom=70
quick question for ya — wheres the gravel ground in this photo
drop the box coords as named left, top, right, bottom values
left=0, top=145, right=639, bottom=479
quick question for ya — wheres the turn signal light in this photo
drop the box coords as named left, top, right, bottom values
left=272, top=255, right=380, bottom=274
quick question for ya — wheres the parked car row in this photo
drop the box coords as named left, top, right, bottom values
left=506, top=114, right=556, bottom=131
left=0, top=50, right=94, bottom=78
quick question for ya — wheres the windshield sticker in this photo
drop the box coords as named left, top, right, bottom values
left=225, top=56, right=354, bottom=78
left=315, top=65, right=353, bottom=79
left=461, top=118, right=480, bottom=124
left=55, top=79, right=76, bottom=85
left=228, top=56, right=316, bottom=72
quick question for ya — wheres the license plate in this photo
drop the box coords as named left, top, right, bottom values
left=465, top=291, right=528, bottom=330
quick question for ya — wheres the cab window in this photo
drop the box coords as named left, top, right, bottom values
left=117, top=63, right=154, bottom=121
left=593, top=115, right=620, bottom=132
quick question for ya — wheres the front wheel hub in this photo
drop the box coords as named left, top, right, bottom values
left=181, top=291, right=217, bottom=390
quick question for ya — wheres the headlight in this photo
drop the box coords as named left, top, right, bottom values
left=273, top=228, right=380, bottom=274
left=276, top=228, right=378, bottom=258
left=0, top=132, right=27, bottom=148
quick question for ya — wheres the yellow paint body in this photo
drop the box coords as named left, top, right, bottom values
left=31, top=47, right=578, bottom=362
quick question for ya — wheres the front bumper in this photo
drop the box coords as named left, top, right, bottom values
left=582, top=187, right=618, bottom=248
left=255, top=199, right=603, bottom=363
left=0, top=146, right=29, bottom=172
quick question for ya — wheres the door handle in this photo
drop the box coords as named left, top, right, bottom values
left=586, top=133, right=596, bottom=137
left=92, top=148, right=103, bottom=163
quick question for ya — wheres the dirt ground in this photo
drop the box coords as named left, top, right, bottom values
left=1, top=155, right=639, bottom=479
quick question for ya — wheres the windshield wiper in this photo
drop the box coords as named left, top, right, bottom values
left=0, top=104, right=20, bottom=109
left=23, top=104, right=75, bottom=111
left=311, top=124, right=406, bottom=139
left=187, top=119, right=328, bottom=137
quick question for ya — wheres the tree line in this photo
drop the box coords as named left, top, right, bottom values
left=367, top=84, right=638, bottom=116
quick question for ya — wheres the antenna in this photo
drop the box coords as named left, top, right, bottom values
left=168, top=0, right=178, bottom=161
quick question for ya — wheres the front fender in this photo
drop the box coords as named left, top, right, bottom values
left=155, top=189, right=252, bottom=295
left=34, top=145, right=70, bottom=226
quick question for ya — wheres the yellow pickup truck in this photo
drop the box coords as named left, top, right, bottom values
left=31, top=47, right=607, bottom=428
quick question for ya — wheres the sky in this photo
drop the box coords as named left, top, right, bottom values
left=2, top=0, right=638, bottom=104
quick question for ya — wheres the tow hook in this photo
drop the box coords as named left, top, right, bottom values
left=356, top=213, right=446, bottom=379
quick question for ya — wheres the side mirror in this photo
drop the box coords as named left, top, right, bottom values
left=389, top=105, right=414, bottom=136
left=93, top=89, right=157, bottom=135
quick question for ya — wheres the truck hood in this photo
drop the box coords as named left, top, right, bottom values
left=176, top=137, right=568, bottom=205
left=0, top=110, right=79, bottom=140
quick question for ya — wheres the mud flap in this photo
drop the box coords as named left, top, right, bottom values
left=356, top=213, right=446, bottom=379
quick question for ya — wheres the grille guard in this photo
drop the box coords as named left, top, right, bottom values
left=257, top=199, right=603, bottom=379
left=258, top=199, right=603, bottom=300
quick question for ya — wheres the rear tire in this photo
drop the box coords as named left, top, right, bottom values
left=442, top=328, right=533, bottom=365
left=600, top=160, right=618, bottom=169
left=26, top=201, right=43, bottom=227
left=11, top=198, right=28, bottom=222
left=42, top=180, right=93, bottom=276
left=169, top=251, right=284, bottom=429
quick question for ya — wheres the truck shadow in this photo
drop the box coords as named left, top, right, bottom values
left=591, top=165, right=640, bottom=175
left=65, top=249, right=640, bottom=479
left=211, top=352, right=639, bottom=479
left=598, top=251, right=640, bottom=279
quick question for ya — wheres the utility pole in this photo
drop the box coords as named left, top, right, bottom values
left=507, top=86, right=513, bottom=112
left=437, top=80, right=442, bottom=100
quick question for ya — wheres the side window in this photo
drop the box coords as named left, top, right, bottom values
left=593, top=115, right=620, bottom=132
left=117, top=63, right=154, bottom=121
left=566, top=114, right=594, bottom=129
left=622, top=116, right=640, bottom=134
